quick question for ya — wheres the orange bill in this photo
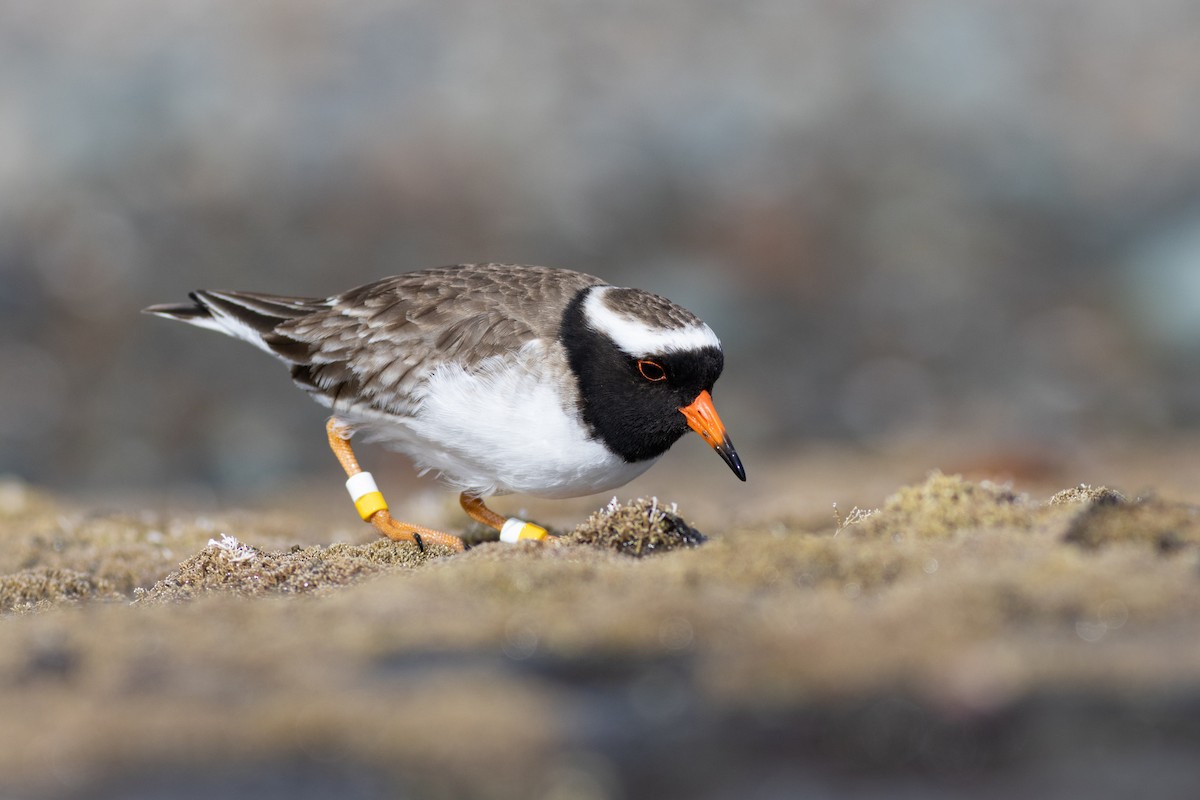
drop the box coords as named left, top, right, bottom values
left=679, top=390, right=746, bottom=481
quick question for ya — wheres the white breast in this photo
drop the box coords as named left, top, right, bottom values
left=344, top=341, right=656, bottom=498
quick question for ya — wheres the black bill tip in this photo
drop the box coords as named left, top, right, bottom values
left=715, top=435, right=747, bottom=482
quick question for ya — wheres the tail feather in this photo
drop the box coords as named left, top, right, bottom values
left=141, top=300, right=211, bottom=323
left=143, top=289, right=325, bottom=358
left=199, top=290, right=325, bottom=322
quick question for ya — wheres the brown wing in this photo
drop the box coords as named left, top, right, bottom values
left=272, top=264, right=605, bottom=417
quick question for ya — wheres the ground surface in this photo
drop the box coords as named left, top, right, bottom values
left=3, top=438, right=1200, bottom=799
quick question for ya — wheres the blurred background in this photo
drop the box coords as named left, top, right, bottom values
left=1, top=0, right=1199, bottom=498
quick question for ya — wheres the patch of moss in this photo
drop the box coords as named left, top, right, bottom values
left=0, top=567, right=121, bottom=614
left=3, top=467, right=1200, bottom=797
left=1063, top=496, right=1200, bottom=552
left=136, top=535, right=446, bottom=603
left=1048, top=484, right=1127, bottom=507
left=843, top=472, right=1037, bottom=540
left=0, top=509, right=263, bottom=597
left=564, top=497, right=706, bottom=556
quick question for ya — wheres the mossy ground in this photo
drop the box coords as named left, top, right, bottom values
left=3, top=451, right=1200, bottom=798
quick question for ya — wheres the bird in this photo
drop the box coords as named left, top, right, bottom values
left=144, top=263, right=745, bottom=552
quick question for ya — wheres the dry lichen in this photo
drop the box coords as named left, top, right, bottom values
left=564, top=497, right=706, bottom=556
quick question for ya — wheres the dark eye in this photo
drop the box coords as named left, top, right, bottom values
left=637, top=359, right=667, bottom=382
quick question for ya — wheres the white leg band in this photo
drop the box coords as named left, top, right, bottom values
left=345, top=471, right=379, bottom=501
left=499, top=517, right=549, bottom=543
left=500, top=518, right=526, bottom=543
left=504, top=520, right=528, bottom=544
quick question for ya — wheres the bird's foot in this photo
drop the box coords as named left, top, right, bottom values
left=370, top=508, right=465, bottom=553
left=327, top=418, right=465, bottom=552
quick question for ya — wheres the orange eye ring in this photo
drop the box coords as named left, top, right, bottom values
left=637, top=359, right=667, bottom=382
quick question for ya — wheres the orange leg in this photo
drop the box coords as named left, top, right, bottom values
left=460, top=492, right=552, bottom=543
left=326, top=418, right=465, bottom=553
left=460, top=493, right=507, bottom=530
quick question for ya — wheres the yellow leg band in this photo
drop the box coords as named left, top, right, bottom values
left=500, top=518, right=549, bottom=543
left=346, top=472, right=388, bottom=521
left=354, top=491, right=388, bottom=521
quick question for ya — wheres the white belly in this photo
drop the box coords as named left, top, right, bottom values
left=342, top=343, right=657, bottom=498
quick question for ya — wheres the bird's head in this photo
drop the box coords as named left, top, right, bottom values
left=560, top=285, right=745, bottom=481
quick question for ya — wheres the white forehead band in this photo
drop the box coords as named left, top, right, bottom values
left=582, top=286, right=720, bottom=357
